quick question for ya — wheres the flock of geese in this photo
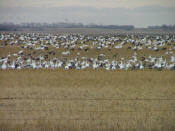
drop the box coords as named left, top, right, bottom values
left=0, top=33, right=175, bottom=70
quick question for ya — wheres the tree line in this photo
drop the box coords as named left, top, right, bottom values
left=0, top=22, right=134, bottom=31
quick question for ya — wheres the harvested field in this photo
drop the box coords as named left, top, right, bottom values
left=0, top=70, right=175, bottom=130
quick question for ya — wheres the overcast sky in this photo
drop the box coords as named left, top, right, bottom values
left=0, top=0, right=175, bottom=27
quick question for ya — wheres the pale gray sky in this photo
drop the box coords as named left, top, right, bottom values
left=1, top=0, right=175, bottom=8
left=0, top=0, right=175, bottom=27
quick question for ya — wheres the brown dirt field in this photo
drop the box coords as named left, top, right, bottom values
left=0, top=70, right=175, bottom=130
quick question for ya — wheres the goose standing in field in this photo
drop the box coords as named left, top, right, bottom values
left=171, top=56, right=175, bottom=63
left=57, top=60, right=63, bottom=68
left=111, top=60, right=118, bottom=70
left=9, top=61, right=16, bottom=69
left=105, top=62, right=111, bottom=70
left=93, top=62, right=99, bottom=69
left=139, top=62, right=144, bottom=70
left=119, top=61, right=125, bottom=70
left=126, top=61, right=132, bottom=69
left=1, top=60, right=7, bottom=70
left=32, top=60, right=37, bottom=69
left=75, top=62, right=81, bottom=70
left=154, top=61, right=162, bottom=70
left=45, top=61, right=49, bottom=68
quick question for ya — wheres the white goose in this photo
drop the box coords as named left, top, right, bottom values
left=1, top=61, right=7, bottom=70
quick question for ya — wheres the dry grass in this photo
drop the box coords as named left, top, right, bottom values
left=0, top=70, right=175, bottom=130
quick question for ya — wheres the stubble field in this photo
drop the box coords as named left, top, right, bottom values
left=0, top=69, right=175, bottom=130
